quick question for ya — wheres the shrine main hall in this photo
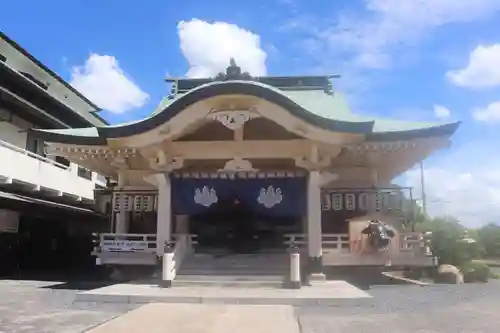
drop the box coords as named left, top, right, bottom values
left=30, top=60, right=459, bottom=279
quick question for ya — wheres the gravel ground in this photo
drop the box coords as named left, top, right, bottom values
left=0, top=280, right=139, bottom=333
left=1, top=278, right=499, bottom=333
left=299, top=281, right=500, bottom=333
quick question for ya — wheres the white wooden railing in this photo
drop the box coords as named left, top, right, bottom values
left=400, top=232, right=431, bottom=254
left=96, top=233, right=199, bottom=254
left=284, top=232, right=429, bottom=254
left=284, top=233, right=350, bottom=252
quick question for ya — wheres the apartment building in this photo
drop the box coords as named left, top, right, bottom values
left=0, top=32, right=109, bottom=277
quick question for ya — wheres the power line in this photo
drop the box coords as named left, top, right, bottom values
left=420, top=161, right=427, bottom=215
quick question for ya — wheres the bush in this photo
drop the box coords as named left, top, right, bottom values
left=460, top=262, right=490, bottom=283
left=403, top=268, right=423, bottom=280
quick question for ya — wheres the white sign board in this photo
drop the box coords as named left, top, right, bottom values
left=102, top=240, right=152, bottom=253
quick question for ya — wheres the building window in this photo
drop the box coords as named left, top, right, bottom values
left=55, top=156, right=70, bottom=167
left=77, top=166, right=92, bottom=180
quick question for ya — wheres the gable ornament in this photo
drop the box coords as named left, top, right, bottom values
left=208, top=107, right=259, bottom=130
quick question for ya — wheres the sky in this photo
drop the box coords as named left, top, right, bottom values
left=2, top=0, right=500, bottom=227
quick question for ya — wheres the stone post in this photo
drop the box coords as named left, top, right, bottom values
left=287, top=241, right=301, bottom=289
left=160, top=241, right=174, bottom=288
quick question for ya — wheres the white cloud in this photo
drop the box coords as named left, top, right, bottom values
left=308, top=0, right=500, bottom=69
left=403, top=143, right=500, bottom=227
left=473, top=101, right=500, bottom=122
left=434, top=105, right=451, bottom=120
left=177, top=19, right=267, bottom=78
left=70, top=54, right=149, bottom=114
left=446, top=44, right=500, bottom=89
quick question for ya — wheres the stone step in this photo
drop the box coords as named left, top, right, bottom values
left=173, top=280, right=284, bottom=288
left=173, top=274, right=285, bottom=288
left=185, top=258, right=288, bottom=264
left=175, top=253, right=290, bottom=287
left=177, top=270, right=286, bottom=276
left=175, top=274, right=284, bottom=282
left=178, top=264, right=288, bottom=270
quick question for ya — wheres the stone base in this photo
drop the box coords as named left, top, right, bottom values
left=283, top=280, right=301, bottom=289
left=109, top=268, right=126, bottom=282
left=308, top=273, right=326, bottom=285
left=159, top=280, right=172, bottom=288
left=76, top=281, right=372, bottom=305
left=307, top=256, right=325, bottom=285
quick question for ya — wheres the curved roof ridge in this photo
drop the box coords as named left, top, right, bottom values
left=29, top=80, right=460, bottom=145
left=98, top=80, right=375, bottom=137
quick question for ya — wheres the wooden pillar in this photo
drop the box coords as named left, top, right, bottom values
left=115, top=173, right=129, bottom=234
left=307, top=170, right=325, bottom=282
left=156, top=173, right=172, bottom=255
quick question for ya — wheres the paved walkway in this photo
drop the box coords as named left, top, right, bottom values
left=87, top=303, right=300, bottom=333
left=2, top=279, right=500, bottom=332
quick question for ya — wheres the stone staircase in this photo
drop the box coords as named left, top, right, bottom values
left=174, top=253, right=289, bottom=288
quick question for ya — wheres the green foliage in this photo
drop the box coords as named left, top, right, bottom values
left=409, top=209, right=500, bottom=281
left=416, top=216, right=483, bottom=266
left=476, top=224, right=500, bottom=258
left=460, top=261, right=490, bottom=283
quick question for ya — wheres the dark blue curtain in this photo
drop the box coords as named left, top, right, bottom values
left=170, top=176, right=307, bottom=217
left=170, top=178, right=233, bottom=215
left=236, top=177, right=307, bottom=217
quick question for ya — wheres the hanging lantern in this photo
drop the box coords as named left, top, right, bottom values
left=332, top=194, right=343, bottom=211
left=322, top=193, right=332, bottom=211
left=345, top=194, right=356, bottom=211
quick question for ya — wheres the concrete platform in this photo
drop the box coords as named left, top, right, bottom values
left=76, top=280, right=371, bottom=306
left=86, top=303, right=300, bottom=333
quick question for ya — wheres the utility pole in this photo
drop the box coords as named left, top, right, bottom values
left=420, top=161, right=427, bottom=216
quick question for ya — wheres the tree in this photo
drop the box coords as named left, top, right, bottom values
left=476, top=223, right=500, bottom=258
left=416, top=216, right=483, bottom=266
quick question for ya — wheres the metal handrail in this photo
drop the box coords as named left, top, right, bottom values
left=0, top=139, right=69, bottom=169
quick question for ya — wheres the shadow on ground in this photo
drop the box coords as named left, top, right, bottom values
left=1, top=267, right=115, bottom=291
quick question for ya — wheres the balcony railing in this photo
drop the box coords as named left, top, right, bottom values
left=0, top=139, right=100, bottom=199
left=1, top=139, right=69, bottom=169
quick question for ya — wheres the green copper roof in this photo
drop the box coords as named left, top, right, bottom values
left=29, top=79, right=460, bottom=145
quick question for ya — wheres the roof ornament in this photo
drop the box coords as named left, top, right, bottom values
left=213, top=58, right=253, bottom=81
left=167, top=80, right=178, bottom=100
left=324, top=79, right=334, bottom=95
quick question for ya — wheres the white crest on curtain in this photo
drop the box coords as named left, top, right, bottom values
left=194, top=186, right=218, bottom=207
left=257, top=186, right=283, bottom=208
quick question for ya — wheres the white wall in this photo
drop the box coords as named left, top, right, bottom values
left=0, top=107, right=29, bottom=148
left=0, top=107, right=104, bottom=200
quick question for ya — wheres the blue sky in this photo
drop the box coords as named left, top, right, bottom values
left=2, top=0, right=500, bottom=226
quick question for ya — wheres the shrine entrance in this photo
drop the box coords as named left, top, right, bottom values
left=189, top=197, right=301, bottom=253
left=170, top=173, right=306, bottom=253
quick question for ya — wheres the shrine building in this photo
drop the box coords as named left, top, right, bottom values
left=30, top=60, right=460, bottom=281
